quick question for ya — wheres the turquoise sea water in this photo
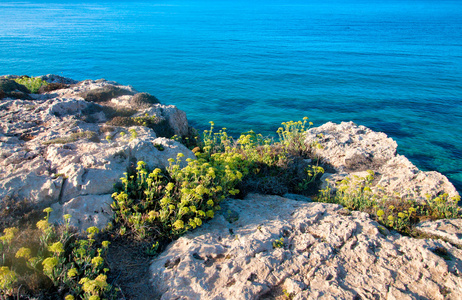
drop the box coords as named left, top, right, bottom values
left=1, top=0, right=461, bottom=191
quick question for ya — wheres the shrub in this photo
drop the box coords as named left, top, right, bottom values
left=130, top=93, right=160, bottom=109
left=13, top=76, right=48, bottom=94
left=107, top=114, right=175, bottom=138
left=111, top=152, right=243, bottom=240
left=80, top=86, right=133, bottom=103
left=0, top=209, right=113, bottom=299
left=106, top=116, right=137, bottom=127
left=0, top=78, right=29, bottom=94
left=277, top=117, right=314, bottom=156
left=316, top=171, right=461, bottom=234
left=110, top=118, right=324, bottom=241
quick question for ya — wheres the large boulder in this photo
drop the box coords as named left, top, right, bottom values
left=305, top=122, right=459, bottom=202
left=0, top=76, right=194, bottom=230
left=150, top=194, right=462, bottom=299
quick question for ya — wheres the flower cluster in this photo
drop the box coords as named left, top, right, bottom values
left=317, top=171, right=461, bottom=234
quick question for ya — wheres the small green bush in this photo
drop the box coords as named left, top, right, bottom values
left=13, top=77, right=48, bottom=94
left=316, top=171, right=461, bottom=234
left=111, top=152, right=243, bottom=239
left=130, top=93, right=160, bottom=109
left=110, top=118, right=323, bottom=241
left=0, top=209, right=113, bottom=299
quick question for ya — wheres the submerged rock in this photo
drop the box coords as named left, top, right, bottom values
left=305, top=121, right=459, bottom=202
left=150, top=194, right=462, bottom=299
left=0, top=76, right=194, bottom=230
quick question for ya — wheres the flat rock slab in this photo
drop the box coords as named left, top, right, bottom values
left=150, top=194, right=462, bottom=300
left=416, top=219, right=462, bottom=248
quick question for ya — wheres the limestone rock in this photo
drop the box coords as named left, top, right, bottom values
left=415, top=219, right=462, bottom=247
left=0, top=75, right=194, bottom=230
left=50, top=194, right=113, bottom=230
left=38, top=74, right=78, bottom=85
left=150, top=194, right=462, bottom=299
left=143, top=104, right=189, bottom=137
left=306, top=121, right=459, bottom=202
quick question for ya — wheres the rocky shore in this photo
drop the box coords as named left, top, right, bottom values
left=1, top=75, right=461, bottom=299
left=1, top=75, right=195, bottom=230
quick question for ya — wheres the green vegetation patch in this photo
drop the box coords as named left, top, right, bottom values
left=316, top=171, right=461, bottom=234
left=13, top=76, right=48, bottom=94
left=110, top=118, right=323, bottom=242
left=107, top=113, right=175, bottom=138
left=0, top=209, right=113, bottom=299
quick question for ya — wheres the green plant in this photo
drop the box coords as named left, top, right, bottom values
left=132, top=113, right=157, bottom=127
left=0, top=265, right=17, bottom=297
left=272, top=237, right=284, bottom=249
left=0, top=208, right=113, bottom=299
left=277, top=117, right=313, bottom=155
left=129, top=129, right=138, bottom=141
left=13, top=77, right=48, bottom=93
left=0, top=228, right=18, bottom=266
left=154, top=144, right=164, bottom=151
left=197, top=119, right=323, bottom=196
left=111, top=151, right=243, bottom=239
left=146, top=241, right=160, bottom=256
left=296, top=165, right=325, bottom=192
left=283, top=289, right=295, bottom=300
left=425, top=193, right=461, bottom=219
left=316, top=171, right=461, bottom=235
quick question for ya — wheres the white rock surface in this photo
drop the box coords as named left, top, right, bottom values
left=0, top=77, right=195, bottom=230
left=415, top=219, right=462, bottom=247
left=305, top=121, right=459, bottom=202
left=150, top=194, right=462, bottom=299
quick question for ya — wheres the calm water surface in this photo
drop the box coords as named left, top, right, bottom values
left=1, top=0, right=461, bottom=191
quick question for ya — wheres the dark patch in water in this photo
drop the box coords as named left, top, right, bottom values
left=370, top=98, right=462, bottom=116
left=431, top=141, right=462, bottom=159
left=406, top=153, right=436, bottom=172
left=452, top=179, right=462, bottom=195
left=368, top=122, right=413, bottom=138
left=218, top=98, right=256, bottom=110
left=277, top=98, right=362, bottom=114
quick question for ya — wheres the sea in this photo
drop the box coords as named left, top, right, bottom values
left=0, top=0, right=461, bottom=192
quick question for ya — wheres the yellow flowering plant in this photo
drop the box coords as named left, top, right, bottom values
left=316, top=172, right=461, bottom=235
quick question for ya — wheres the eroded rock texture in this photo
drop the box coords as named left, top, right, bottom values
left=150, top=194, right=462, bottom=299
left=305, top=121, right=458, bottom=202
left=0, top=76, right=194, bottom=230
